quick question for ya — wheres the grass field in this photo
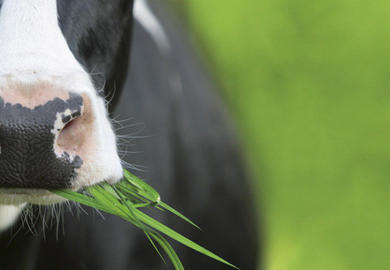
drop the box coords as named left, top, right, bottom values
left=178, top=1, right=390, bottom=269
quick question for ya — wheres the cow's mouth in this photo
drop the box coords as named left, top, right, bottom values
left=0, top=188, right=73, bottom=205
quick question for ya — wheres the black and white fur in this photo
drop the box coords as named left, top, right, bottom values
left=0, top=0, right=259, bottom=269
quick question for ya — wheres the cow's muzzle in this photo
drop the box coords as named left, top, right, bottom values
left=0, top=84, right=93, bottom=189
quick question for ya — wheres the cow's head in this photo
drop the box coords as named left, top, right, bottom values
left=0, top=0, right=134, bottom=205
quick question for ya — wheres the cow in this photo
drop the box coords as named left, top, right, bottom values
left=0, top=0, right=259, bottom=269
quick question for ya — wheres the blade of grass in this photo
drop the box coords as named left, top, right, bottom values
left=158, top=201, right=201, bottom=230
left=118, top=174, right=199, bottom=228
left=52, top=169, right=238, bottom=269
left=150, top=231, right=184, bottom=270
left=133, top=208, right=238, bottom=269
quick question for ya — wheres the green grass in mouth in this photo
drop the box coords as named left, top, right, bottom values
left=52, top=169, right=238, bottom=270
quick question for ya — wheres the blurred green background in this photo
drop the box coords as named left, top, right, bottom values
left=170, top=0, right=390, bottom=269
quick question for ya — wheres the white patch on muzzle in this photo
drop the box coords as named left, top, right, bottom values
left=0, top=0, right=123, bottom=210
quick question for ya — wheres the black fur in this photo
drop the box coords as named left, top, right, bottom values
left=0, top=1, right=259, bottom=269
left=57, top=0, right=133, bottom=110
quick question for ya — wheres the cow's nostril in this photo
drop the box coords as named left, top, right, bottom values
left=62, top=110, right=82, bottom=125
left=62, top=115, right=72, bottom=124
left=56, top=115, right=84, bottom=156
left=55, top=94, right=92, bottom=161
left=63, top=118, right=75, bottom=131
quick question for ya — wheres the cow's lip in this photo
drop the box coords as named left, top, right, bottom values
left=1, top=188, right=51, bottom=195
left=0, top=188, right=69, bottom=205
left=0, top=188, right=51, bottom=195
